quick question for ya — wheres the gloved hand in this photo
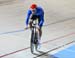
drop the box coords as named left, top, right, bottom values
left=25, top=25, right=29, bottom=30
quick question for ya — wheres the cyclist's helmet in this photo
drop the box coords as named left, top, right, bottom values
left=30, top=4, right=37, bottom=9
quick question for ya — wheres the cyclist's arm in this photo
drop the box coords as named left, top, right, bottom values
left=39, top=15, right=44, bottom=27
left=25, top=10, right=32, bottom=26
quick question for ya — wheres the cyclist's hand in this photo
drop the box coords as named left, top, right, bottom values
left=24, top=27, right=28, bottom=30
left=25, top=25, right=29, bottom=30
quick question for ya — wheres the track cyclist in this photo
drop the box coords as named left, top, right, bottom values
left=25, top=3, right=44, bottom=49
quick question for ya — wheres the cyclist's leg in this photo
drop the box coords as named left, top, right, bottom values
left=38, top=26, right=42, bottom=44
left=37, top=16, right=42, bottom=40
left=38, top=27, right=42, bottom=39
left=36, top=28, right=42, bottom=50
left=29, top=22, right=32, bottom=28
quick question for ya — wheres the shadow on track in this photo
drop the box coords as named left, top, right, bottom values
left=33, top=50, right=58, bottom=58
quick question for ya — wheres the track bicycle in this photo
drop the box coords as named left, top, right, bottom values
left=25, top=20, right=40, bottom=54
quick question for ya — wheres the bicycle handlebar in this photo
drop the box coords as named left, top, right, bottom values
left=24, top=26, right=39, bottom=30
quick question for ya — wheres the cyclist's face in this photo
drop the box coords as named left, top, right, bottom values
left=31, top=8, right=36, bottom=14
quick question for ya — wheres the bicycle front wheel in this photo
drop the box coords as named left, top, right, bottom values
left=35, top=32, right=39, bottom=51
left=30, top=30, right=34, bottom=54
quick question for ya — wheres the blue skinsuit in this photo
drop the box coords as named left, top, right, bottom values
left=26, top=7, right=44, bottom=27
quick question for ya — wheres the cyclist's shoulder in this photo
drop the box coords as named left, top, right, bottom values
left=37, top=6, right=43, bottom=9
left=27, top=9, right=32, bottom=14
left=36, top=6, right=44, bottom=11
